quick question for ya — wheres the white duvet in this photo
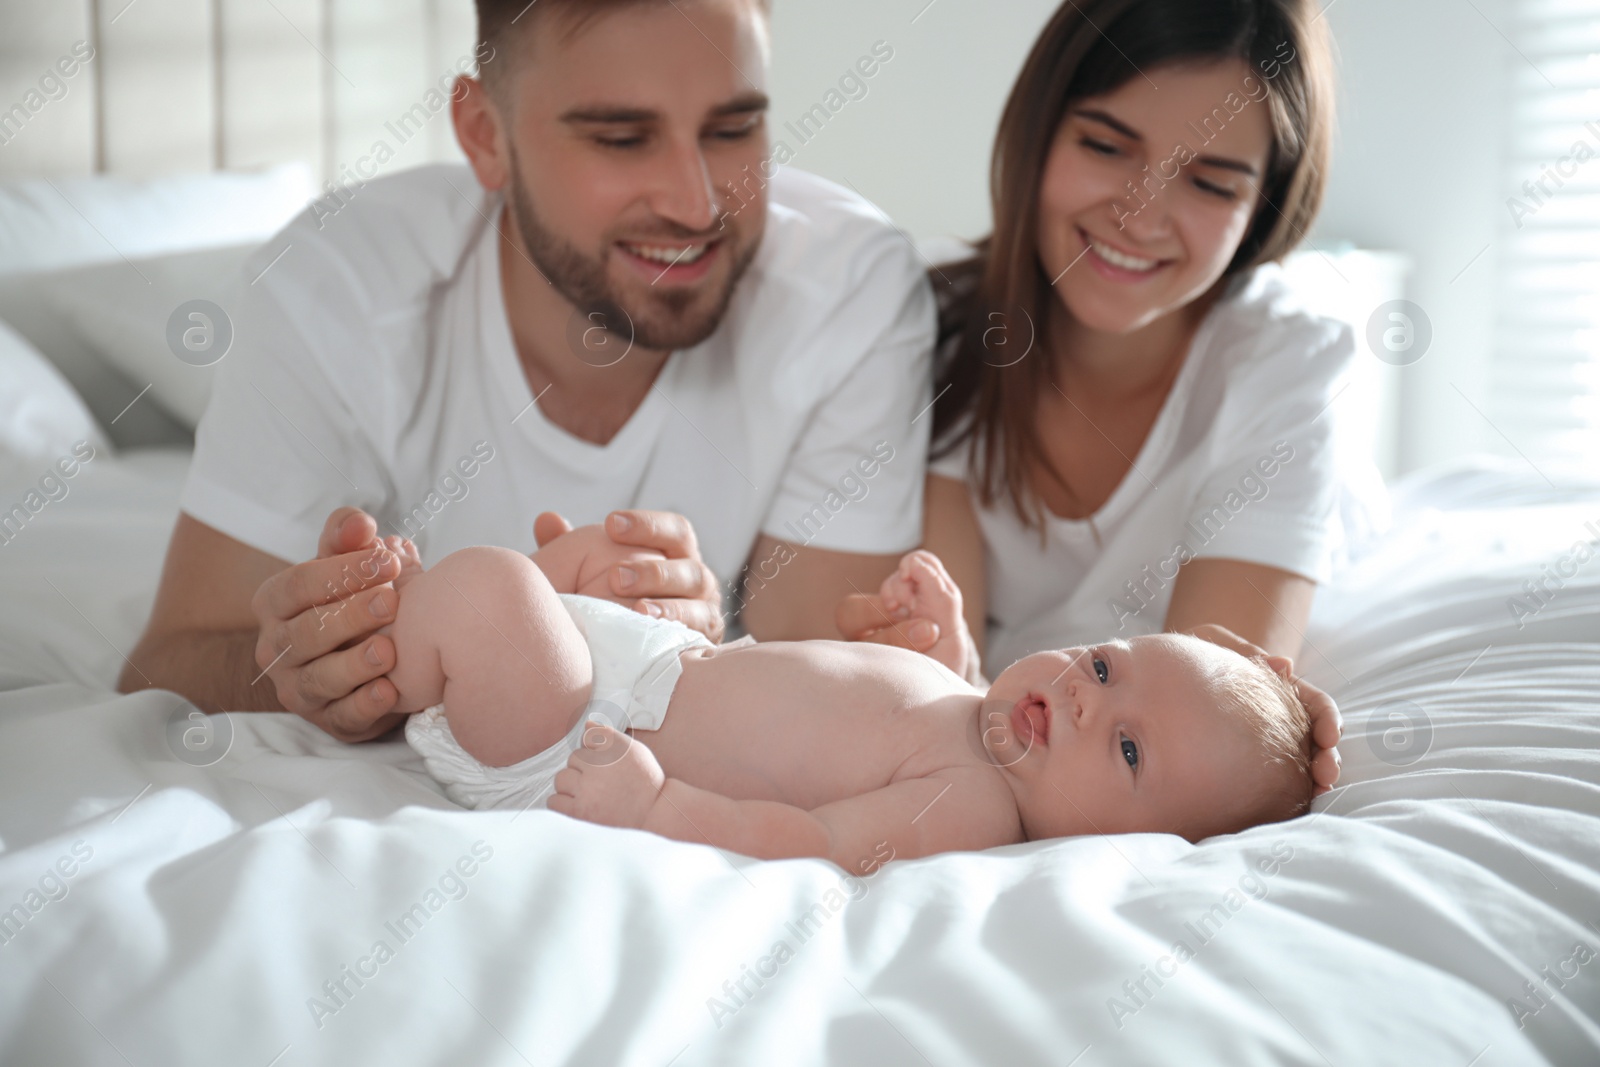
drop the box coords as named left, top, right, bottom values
left=1, top=450, right=1597, bottom=1066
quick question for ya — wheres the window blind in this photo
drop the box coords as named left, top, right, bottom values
left=1493, top=0, right=1600, bottom=469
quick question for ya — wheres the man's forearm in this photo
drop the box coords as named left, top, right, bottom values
left=119, top=628, right=285, bottom=714
left=739, top=539, right=902, bottom=642
left=643, top=778, right=831, bottom=861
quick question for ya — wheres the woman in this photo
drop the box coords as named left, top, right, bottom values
left=844, top=0, right=1382, bottom=791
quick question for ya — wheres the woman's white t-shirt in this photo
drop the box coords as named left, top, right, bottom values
left=180, top=164, right=935, bottom=591
left=930, top=262, right=1389, bottom=677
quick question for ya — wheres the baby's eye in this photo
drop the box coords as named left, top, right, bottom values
left=1092, top=656, right=1109, bottom=684
left=1121, top=737, right=1139, bottom=770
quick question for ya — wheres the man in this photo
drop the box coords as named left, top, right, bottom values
left=119, top=0, right=935, bottom=743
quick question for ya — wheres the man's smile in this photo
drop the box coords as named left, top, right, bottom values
left=615, top=238, right=724, bottom=284
left=617, top=239, right=716, bottom=265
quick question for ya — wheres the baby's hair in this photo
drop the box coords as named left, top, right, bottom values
left=1208, top=654, right=1315, bottom=833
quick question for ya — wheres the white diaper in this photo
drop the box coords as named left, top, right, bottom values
left=404, top=593, right=714, bottom=811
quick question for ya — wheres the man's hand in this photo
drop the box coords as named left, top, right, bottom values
left=528, top=514, right=667, bottom=599
left=1186, top=623, right=1342, bottom=796
left=249, top=507, right=416, bottom=742
left=535, top=510, right=724, bottom=642
left=548, top=723, right=665, bottom=829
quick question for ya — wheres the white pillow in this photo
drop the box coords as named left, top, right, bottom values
left=43, top=244, right=256, bottom=430
left=0, top=165, right=315, bottom=447
left=0, top=163, right=313, bottom=278
left=0, top=316, right=110, bottom=464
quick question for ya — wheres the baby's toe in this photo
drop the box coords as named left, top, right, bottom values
left=905, top=551, right=953, bottom=586
left=877, top=570, right=912, bottom=606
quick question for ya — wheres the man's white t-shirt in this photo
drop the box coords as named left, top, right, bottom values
left=181, top=164, right=936, bottom=597
left=930, top=262, right=1389, bottom=676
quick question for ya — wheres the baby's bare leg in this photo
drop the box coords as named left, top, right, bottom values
left=387, top=546, right=592, bottom=767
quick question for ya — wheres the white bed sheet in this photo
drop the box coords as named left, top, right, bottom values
left=1, top=451, right=1597, bottom=1066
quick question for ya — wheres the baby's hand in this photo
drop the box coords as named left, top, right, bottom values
left=548, top=723, right=665, bottom=829
left=879, top=550, right=975, bottom=681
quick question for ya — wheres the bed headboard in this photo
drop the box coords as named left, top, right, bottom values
left=0, top=0, right=478, bottom=181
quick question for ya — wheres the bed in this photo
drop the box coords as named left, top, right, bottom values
left=4, top=13, right=1600, bottom=1061
left=3, top=408, right=1599, bottom=1067
left=1, top=201, right=1598, bottom=1067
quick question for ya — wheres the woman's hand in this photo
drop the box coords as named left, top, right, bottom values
left=1185, top=623, right=1343, bottom=796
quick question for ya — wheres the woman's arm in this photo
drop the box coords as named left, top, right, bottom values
left=1163, top=558, right=1315, bottom=659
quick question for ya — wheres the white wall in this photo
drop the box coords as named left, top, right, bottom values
left=767, top=0, right=1519, bottom=479
left=765, top=0, right=1061, bottom=244
left=1315, top=0, right=1513, bottom=476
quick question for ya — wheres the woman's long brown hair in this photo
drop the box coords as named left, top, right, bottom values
left=931, top=0, right=1335, bottom=531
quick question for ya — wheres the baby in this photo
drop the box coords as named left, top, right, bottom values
left=382, top=529, right=1314, bottom=871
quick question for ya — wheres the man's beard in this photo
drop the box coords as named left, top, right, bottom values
left=504, top=150, right=757, bottom=354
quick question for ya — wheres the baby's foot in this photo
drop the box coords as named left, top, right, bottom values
left=879, top=550, right=972, bottom=679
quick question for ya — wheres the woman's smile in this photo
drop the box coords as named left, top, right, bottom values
left=1076, top=225, right=1173, bottom=281
left=1035, top=61, right=1273, bottom=337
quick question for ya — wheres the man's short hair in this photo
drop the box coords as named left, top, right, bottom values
left=475, top=0, right=772, bottom=92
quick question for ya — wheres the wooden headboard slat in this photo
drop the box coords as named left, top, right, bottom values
left=0, top=0, right=476, bottom=182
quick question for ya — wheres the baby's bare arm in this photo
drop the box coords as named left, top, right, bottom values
left=386, top=546, right=593, bottom=767
left=635, top=766, right=1021, bottom=868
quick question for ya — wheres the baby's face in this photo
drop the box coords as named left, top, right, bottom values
left=981, top=634, right=1261, bottom=841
